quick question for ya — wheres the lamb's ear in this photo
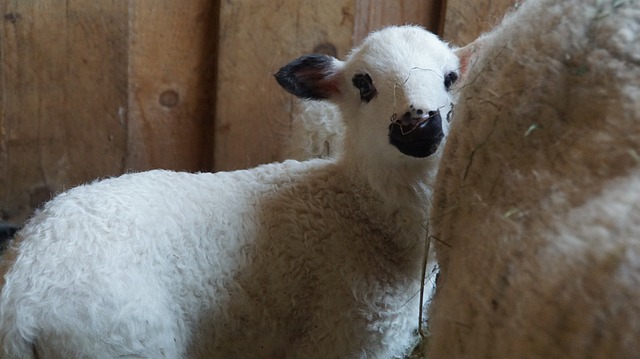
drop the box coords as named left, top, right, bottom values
left=454, top=36, right=486, bottom=81
left=275, top=54, right=343, bottom=100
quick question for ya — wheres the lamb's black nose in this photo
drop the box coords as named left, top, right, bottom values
left=388, top=109, right=444, bottom=158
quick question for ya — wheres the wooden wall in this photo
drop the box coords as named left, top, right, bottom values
left=1, top=1, right=218, bottom=224
left=1, top=1, right=130, bottom=223
left=1, top=0, right=513, bottom=225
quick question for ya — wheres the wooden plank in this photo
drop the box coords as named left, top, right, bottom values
left=442, top=0, right=517, bottom=46
left=126, top=1, right=218, bottom=172
left=0, top=1, right=129, bottom=224
left=353, top=0, right=445, bottom=43
left=1, top=0, right=219, bottom=223
left=213, top=0, right=356, bottom=172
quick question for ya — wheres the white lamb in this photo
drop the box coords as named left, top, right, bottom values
left=0, top=25, right=459, bottom=359
left=427, top=0, right=640, bottom=358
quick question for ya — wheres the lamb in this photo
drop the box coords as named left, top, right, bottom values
left=0, top=25, right=460, bottom=359
left=426, top=0, right=640, bottom=358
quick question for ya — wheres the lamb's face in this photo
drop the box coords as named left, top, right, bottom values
left=275, top=26, right=459, bottom=161
left=340, top=27, right=459, bottom=160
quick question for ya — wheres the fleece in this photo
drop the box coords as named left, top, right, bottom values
left=427, top=0, right=640, bottom=358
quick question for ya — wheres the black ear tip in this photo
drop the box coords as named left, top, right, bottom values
left=274, top=64, right=307, bottom=99
left=274, top=68, right=288, bottom=88
left=274, top=65, right=295, bottom=91
left=274, top=54, right=339, bottom=100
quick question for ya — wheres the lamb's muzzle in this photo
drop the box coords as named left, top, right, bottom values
left=389, top=109, right=444, bottom=158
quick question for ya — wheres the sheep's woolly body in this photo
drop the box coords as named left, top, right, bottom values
left=1, top=163, right=422, bottom=358
left=0, top=26, right=459, bottom=358
left=428, top=0, right=640, bottom=357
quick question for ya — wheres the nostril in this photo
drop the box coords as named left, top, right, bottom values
left=428, top=110, right=438, bottom=118
left=416, top=109, right=424, bottom=116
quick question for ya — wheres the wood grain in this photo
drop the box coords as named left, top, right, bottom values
left=353, top=0, right=444, bottom=43
left=0, top=1, right=129, bottom=223
left=0, top=1, right=219, bottom=223
left=126, top=1, right=218, bottom=172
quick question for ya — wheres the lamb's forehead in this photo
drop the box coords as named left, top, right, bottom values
left=345, top=26, right=456, bottom=74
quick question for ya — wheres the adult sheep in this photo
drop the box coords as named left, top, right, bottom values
left=427, top=0, right=640, bottom=358
left=0, top=25, right=460, bottom=359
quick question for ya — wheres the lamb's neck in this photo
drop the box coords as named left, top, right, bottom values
left=340, top=152, right=438, bottom=218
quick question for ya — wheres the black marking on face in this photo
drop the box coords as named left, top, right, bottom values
left=388, top=110, right=444, bottom=158
left=351, top=73, right=377, bottom=103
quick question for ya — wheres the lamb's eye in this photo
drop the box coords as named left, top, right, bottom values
left=352, top=73, right=377, bottom=103
left=444, top=71, right=459, bottom=91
